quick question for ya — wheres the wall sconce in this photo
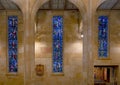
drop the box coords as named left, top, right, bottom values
left=77, top=21, right=83, bottom=39
left=77, top=11, right=83, bottom=39
left=77, top=32, right=83, bottom=39
left=80, top=32, right=83, bottom=38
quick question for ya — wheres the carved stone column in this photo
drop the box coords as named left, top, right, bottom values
left=82, top=0, right=95, bottom=85
left=23, top=0, right=35, bottom=85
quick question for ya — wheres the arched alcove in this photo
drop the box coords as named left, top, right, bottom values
left=0, top=0, right=24, bottom=85
left=34, top=0, right=83, bottom=85
left=94, top=0, right=120, bottom=85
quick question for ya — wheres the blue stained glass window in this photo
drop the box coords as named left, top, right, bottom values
left=8, top=16, right=18, bottom=72
left=53, top=16, right=63, bottom=73
left=98, top=16, right=108, bottom=57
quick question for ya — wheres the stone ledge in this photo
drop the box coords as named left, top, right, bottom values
left=97, top=57, right=111, bottom=60
left=51, top=73, right=64, bottom=76
left=6, top=73, right=19, bottom=78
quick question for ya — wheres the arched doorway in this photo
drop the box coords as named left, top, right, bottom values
left=34, top=0, right=83, bottom=85
left=0, top=0, right=24, bottom=85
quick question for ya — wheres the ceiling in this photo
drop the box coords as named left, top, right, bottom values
left=98, top=0, right=120, bottom=10
left=0, top=0, right=120, bottom=10
left=40, top=0, right=78, bottom=10
left=0, top=0, right=77, bottom=10
left=0, top=0, right=19, bottom=10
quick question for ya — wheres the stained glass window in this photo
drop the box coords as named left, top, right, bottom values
left=53, top=16, right=63, bottom=73
left=98, top=16, right=108, bottom=57
left=8, top=16, right=18, bottom=72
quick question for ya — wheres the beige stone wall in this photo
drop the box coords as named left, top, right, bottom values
left=94, top=10, right=120, bottom=84
left=35, top=10, right=83, bottom=85
left=0, top=10, right=24, bottom=85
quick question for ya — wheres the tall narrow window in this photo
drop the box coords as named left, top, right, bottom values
left=98, top=16, right=108, bottom=57
left=53, top=16, right=63, bottom=73
left=8, top=16, right=18, bottom=72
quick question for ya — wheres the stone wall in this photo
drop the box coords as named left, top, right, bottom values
left=35, top=10, right=83, bottom=85
left=94, top=10, right=120, bottom=84
left=0, top=10, right=24, bottom=85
